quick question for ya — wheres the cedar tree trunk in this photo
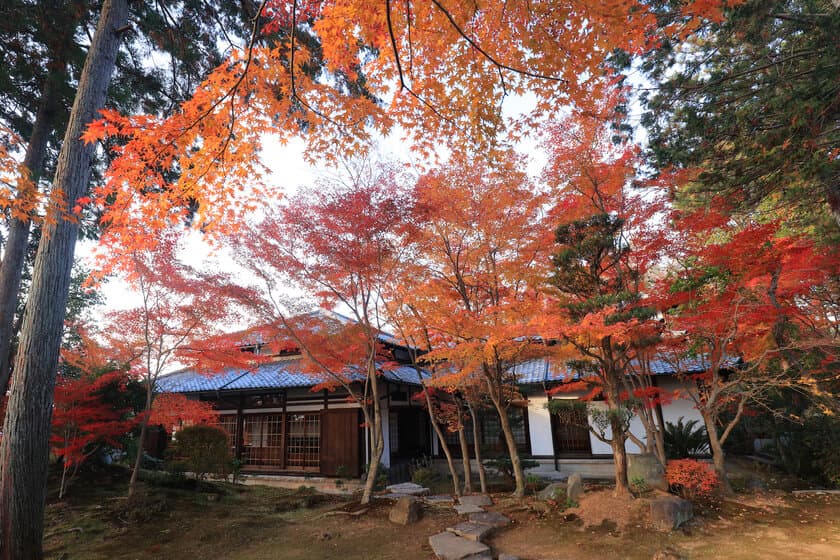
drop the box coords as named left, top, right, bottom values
left=0, top=2, right=128, bottom=557
left=0, top=78, right=59, bottom=395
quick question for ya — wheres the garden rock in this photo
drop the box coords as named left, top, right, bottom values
left=650, top=495, right=693, bottom=531
left=425, top=494, right=456, bottom=505
left=628, top=453, right=668, bottom=491
left=468, top=511, right=511, bottom=529
left=459, top=494, right=493, bottom=507
left=429, top=532, right=492, bottom=560
left=537, top=482, right=567, bottom=501
left=389, top=496, right=422, bottom=525
left=454, top=503, right=485, bottom=515
left=566, top=472, right=584, bottom=502
left=386, top=482, right=429, bottom=496
left=446, top=521, right=494, bottom=542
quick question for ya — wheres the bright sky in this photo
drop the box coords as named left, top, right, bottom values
left=80, top=93, right=550, bottom=316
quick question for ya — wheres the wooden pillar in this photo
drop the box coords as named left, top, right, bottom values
left=234, top=394, right=244, bottom=462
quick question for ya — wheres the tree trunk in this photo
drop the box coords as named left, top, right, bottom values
left=128, top=385, right=154, bottom=499
left=0, top=2, right=128, bottom=558
left=422, top=389, right=460, bottom=497
left=361, top=375, right=384, bottom=505
left=457, top=426, right=472, bottom=494
left=467, top=400, right=487, bottom=494
left=609, top=412, right=632, bottom=498
left=495, top=403, right=526, bottom=497
left=0, top=78, right=59, bottom=396
left=702, top=410, right=733, bottom=495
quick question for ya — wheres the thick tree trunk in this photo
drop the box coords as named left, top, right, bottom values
left=0, top=79, right=59, bottom=396
left=609, top=413, right=632, bottom=498
left=457, top=426, right=472, bottom=494
left=467, top=401, right=487, bottom=494
left=495, top=402, right=526, bottom=497
left=702, top=411, right=734, bottom=495
left=423, top=389, right=460, bottom=497
left=0, top=2, right=128, bottom=558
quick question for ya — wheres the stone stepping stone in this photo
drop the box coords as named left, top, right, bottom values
left=385, top=482, right=429, bottom=496
left=468, top=511, right=511, bottom=529
left=459, top=494, right=493, bottom=507
left=425, top=494, right=456, bottom=505
left=498, top=555, right=520, bottom=560
left=454, top=503, right=485, bottom=515
left=446, top=521, right=495, bottom=542
left=429, top=531, right=493, bottom=560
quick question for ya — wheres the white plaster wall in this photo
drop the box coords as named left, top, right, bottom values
left=527, top=394, right=554, bottom=456
left=585, top=401, right=648, bottom=455
left=658, top=377, right=704, bottom=427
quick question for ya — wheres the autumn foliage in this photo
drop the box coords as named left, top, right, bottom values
left=149, top=393, right=219, bottom=434
left=665, top=459, right=719, bottom=501
left=51, top=371, right=136, bottom=497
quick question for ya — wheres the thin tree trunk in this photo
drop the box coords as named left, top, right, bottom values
left=0, top=2, right=128, bottom=557
left=457, top=426, right=472, bottom=494
left=0, top=78, right=59, bottom=396
left=467, top=400, right=487, bottom=493
left=361, top=375, right=384, bottom=505
left=128, top=385, right=153, bottom=499
left=423, top=389, right=460, bottom=497
left=702, top=411, right=734, bottom=495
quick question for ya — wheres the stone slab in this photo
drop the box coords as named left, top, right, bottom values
left=459, top=494, right=493, bottom=507
left=468, top=511, right=511, bottom=528
left=498, top=555, right=520, bottom=560
left=446, top=521, right=495, bottom=542
left=454, top=504, right=485, bottom=515
left=429, top=532, right=492, bottom=560
left=385, top=482, right=429, bottom=496
left=425, top=494, right=456, bottom=505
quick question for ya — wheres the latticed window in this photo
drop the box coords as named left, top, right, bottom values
left=286, top=413, right=320, bottom=470
left=218, top=415, right=238, bottom=455
left=443, top=408, right=528, bottom=457
left=242, top=414, right=285, bottom=468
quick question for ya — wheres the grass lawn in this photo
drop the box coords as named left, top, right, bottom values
left=44, top=466, right=840, bottom=559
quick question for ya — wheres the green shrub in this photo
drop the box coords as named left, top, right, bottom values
left=664, top=417, right=710, bottom=459
left=630, top=475, right=651, bottom=494
left=172, top=425, right=231, bottom=480
left=411, top=466, right=439, bottom=487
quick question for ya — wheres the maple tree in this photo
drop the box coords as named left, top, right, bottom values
left=656, top=210, right=840, bottom=493
left=224, top=162, right=414, bottom=504
left=50, top=371, right=135, bottom=499
left=538, top=107, right=669, bottom=498
left=149, top=393, right=219, bottom=434
left=395, top=150, right=549, bottom=497
left=102, top=232, right=241, bottom=498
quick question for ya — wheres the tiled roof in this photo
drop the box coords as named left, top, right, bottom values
left=512, top=355, right=741, bottom=385
left=156, top=357, right=429, bottom=394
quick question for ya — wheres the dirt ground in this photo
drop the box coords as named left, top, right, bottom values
left=44, top=468, right=840, bottom=560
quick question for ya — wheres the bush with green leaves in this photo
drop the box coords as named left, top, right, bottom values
left=171, top=425, right=231, bottom=480
left=664, top=417, right=710, bottom=459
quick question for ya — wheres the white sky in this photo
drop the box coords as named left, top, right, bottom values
left=80, top=93, right=550, bottom=315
